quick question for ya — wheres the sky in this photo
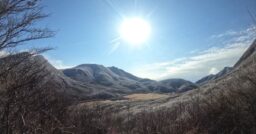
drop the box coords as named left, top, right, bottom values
left=29, top=0, right=256, bottom=82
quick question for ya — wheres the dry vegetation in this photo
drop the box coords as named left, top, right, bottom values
left=124, top=93, right=169, bottom=101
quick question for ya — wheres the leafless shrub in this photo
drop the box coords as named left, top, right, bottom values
left=0, top=54, right=72, bottom=133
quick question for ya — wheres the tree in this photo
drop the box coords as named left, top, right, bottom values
left=0, top=0, right=54, bottom=51
left=0, top=0, right=53, bottom=79
left=0, top=0, right=63, bottom=133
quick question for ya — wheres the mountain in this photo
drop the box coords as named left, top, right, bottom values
left=62, top=64, right=197, bottom=94
left=196, top=67, right=233, bottom=85
left=161, top=79, right=198, bottom=92
left=0, top=52, right=197, bottom=101
left=0, top=53, right=127, bottom=100
left=62, top=64, right=142, bottom=87
left=62, top=64, right=149, bottom=94
left=108, top=66, right=141, bottom=81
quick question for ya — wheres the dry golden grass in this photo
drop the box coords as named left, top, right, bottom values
left=80, top=93, right=169, bottom=107
left=77, top=100, right=115, bottom=107
left=124, top=93, right=169, bottom=101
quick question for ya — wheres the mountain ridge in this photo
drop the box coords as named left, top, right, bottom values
left=61, top=63, right=197, bottom=94
left=196, top=67, right=233, bottom=85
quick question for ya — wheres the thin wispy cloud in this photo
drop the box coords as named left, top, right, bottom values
left=132, top=26, right=256, bottom=82
left=211, top=26, right=256, bottom=40
left=210, top=30, right=238, bottom=39
left=209, top=67, right=219, bottom=75
left=44, top=55, right=72, bottom=69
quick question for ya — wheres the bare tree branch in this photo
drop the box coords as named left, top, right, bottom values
left=0, top=0, right=54, bottom=51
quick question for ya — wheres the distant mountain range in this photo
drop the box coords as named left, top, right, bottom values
left=1, top=40, right=255, bottom=101
left=88, top=39, right=256, bottom=114
left=0, top=52, right=198, bottom=100
left=64, top=39, right=255, bottom=98
left=61, top=63, right=198, bottom=95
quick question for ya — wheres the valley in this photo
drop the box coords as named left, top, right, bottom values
left=0, top=0, right=256, bottom=133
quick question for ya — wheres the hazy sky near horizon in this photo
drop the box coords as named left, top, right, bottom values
left=30, top=0, right=256, bottom=81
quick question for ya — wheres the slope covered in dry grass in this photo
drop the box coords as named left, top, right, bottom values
left=66, top=40, right=256, bottom=134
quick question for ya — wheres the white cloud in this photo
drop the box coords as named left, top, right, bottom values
left=131, top=26, right=256, bottom=82
left=209, top=67, right=219, bottom=75
left=44, top=55, right=72, bottom=69
left=0, top=51, right=9, bottom=58
left=210, top=30, right=238, bottom=39
left=211, top=26, right=256, bottom=40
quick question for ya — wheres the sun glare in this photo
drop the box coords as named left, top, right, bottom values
left=119, top=17, right=151, bottom=45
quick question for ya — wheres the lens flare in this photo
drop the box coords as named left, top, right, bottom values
left=119, top=17, right=151, bottom=45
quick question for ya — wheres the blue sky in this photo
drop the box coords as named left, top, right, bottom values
left=31, top=0, right=256, bottom=81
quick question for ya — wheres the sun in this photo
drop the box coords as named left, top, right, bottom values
left=119, top=17, right=151, bottom=45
